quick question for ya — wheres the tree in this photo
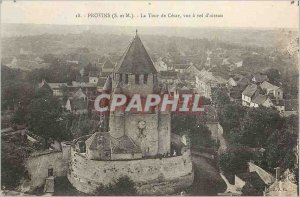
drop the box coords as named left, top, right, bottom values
left=255, top=126, right=298, bottom=172
left=218, top=103, right=246, bottom=135
left=28, top=96, right=70, bottom=147
left=239, top=107, right=283, bottom=147
left=93, top=176, right=137, bottom=196
left=1, top=140, right=31, bottom=189
left=171, top=114, right=213, bottom=149
left=211, top=88, right=230, bottom=108
left=12, top=106, right=28, bottom=125
left=264, top=68, right=281, bottom=86
left=219, top=149, right=253, bottom=176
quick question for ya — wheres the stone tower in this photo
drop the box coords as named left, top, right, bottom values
left=108, top=33, right=171, bottom=157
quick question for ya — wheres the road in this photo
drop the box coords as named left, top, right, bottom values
left=187, top=154, right=226, bottom=196
left=218, top=133, right=228, bottom=154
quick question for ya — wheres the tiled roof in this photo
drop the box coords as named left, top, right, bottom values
left=115, top=34, right=157, bottom=74
left=72, top=88, right=87, bottom=99
left=252, top=94, right=268, bottom=105
left=112, top=135, right=141, bottom=154
left=85, top=132, right=141, bottom=154
left=252, top=73, right=269, bottom=83
left=85, top=132, right=111, bottom=151
left=242, top=84, right=260, bottom=98
left=260, top=81, right=280, bottom=91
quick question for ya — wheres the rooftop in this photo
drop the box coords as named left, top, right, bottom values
left=252, top=94, right=268, bottom=105
left=260, top=81, right=280, bottom=91
left=242, top=84, right=262, bottom=98
left=115, top=34, right=157, bottom=74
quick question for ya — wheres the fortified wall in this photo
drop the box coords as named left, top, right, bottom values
left=20, top=142, right=71, bottom=192
left=68, top=147, right=194, bottom=195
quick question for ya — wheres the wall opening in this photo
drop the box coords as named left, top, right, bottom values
left=48, top=168, right=54, bottom=177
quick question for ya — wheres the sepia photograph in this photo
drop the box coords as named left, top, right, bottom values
left=0, top=1, right=299, bottom=196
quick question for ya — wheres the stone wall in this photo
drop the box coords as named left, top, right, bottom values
left=21, top=142, right=71, bottom=192
left=110, top=111, right=171, bottom=157
left=158, top=113, right=171, bottom=154
left=68, top=148, right=194, bottom=195
left=125, top=113, right=159, bottom=156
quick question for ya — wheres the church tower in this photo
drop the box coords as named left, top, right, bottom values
left=108, top=32, right=171, bottom=157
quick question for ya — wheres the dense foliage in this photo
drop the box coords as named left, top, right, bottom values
left=1, top=136, right=31, bottom=189
left=217, top=96, right=298, bottom=175
left=28, top=95, right=71, bottom=146
left=171, top=114, right=213, bottom=149
left=94, top=176, right=137, bottom=196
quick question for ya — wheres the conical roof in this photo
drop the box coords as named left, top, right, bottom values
left=115, top=34, right=157, bottom=75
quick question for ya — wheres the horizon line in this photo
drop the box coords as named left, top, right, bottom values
left=2, top=22, right=298, bottom=31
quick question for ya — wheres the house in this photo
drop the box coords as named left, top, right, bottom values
left=96, top=77, right=109, bottom=92
left=195, top=69, right=227, bottom=99
left=260, top=81, right=283, bottom=100
left=250, top=94, right=273, bottom=108
left=185, top=64, right=202, bottom=77
left=220, top=162, right=273, bottom=196
left=242, top=84, right=263, bottom=106
left=227, top=74, right=250, bottom=89
left=174, top=63, right=191, bottom=73
left=72, top=88, right=88, bottom=101
left=252, top=73, right=269, bottom=84
left=154, top=58, right=168, bottom=72
left=159, top=70, right=179, bottom=84
left=227, top=75, right=251, bottom=102
left=65, top=97, right=88, bottom=114
left=100, top=58, right=115, bottom=77
left=88, top=71, right=99, bottom=84
left=38, top=80, right=67, bottom=97
left=271, top=99, right=285, bottom=112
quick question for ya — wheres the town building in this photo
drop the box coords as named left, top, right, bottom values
left=242, top=84, right=264, bottom=107
left=260, top=81, right=283, bottom=100
left=158, top=70, right=179, bottom=85
left=252, top=73, right=269, bottom=84
left=195, top=69, right=227, bottom=99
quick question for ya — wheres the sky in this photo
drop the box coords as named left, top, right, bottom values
left=1, top=1, right=299, bottom=29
